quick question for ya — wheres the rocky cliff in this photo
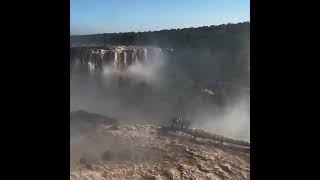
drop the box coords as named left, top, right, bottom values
left=71, top=46, right=169, bottom=75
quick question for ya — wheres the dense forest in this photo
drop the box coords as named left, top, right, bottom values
left=70, top=22, right=249, bottom=49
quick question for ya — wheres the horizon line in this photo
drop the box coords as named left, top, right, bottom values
left=70, top=21, right=250, bottom=36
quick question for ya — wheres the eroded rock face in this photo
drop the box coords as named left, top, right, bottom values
left=70, top=46, right=167, bottom=75
left=70, top=110, right=118, bottom=125
left=70, top=110, right=118, bottom=135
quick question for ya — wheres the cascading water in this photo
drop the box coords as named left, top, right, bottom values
left=70, top=46, right=169, bottom=76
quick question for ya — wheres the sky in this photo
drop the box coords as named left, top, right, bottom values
left=70, top=0, right=250, bottom=35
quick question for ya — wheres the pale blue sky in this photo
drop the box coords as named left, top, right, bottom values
left=71, top=0, right=250, bottom=35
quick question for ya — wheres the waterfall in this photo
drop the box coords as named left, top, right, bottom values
left=70, top=46, right=168, bottom=75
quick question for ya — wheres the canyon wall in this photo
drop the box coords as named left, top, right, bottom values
left=70, top=46, right=170, bottom=75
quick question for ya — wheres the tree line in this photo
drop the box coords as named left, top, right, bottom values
left=70, top=22, right=249, bottom=50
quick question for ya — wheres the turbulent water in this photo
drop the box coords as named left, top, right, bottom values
left=70, top=45, right=250, bottom=179
left=70, top=111, right=250, bottom=180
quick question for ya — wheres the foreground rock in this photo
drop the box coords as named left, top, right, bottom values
left=70, top=110, right=118, bottom=125
left=71, top=110, right=118, bottom=132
